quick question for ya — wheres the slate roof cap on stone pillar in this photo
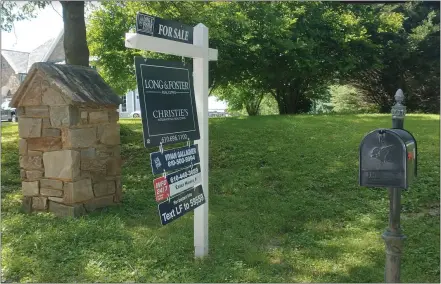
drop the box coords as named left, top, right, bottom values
left=10, top=62, right=122, bottom=108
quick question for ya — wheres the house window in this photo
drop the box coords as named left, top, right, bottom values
left=19, top=73, right=26, bottom=82
left=121, top=94, right=127, bottom=112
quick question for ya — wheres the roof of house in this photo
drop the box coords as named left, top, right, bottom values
left=11, top=62, right=122, bottom=107
left=26, top=38, right=55, bottom=71
left=1, top=29, right=64, bottom=74
left=1, top=50, right=30, bottom=73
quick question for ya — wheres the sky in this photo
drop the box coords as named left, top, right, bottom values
left=1, top=1, right=227, bottom=109
left=1, top=2, right=64, bottom=52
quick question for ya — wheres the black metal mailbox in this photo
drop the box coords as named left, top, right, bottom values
left=359, top=128, right=417, bottom=189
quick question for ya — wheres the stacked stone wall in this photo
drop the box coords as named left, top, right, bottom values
left=19, top=91, right=122, bottom=217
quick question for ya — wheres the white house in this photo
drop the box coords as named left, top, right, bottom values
left=118, top=89, right=141, bottom=118
left=1, top=29, right=65, bottom=99
left=2, top=28, right=229, bottom=119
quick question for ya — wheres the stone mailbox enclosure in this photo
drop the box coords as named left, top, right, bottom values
left=10, top=62, right=122, bottom=217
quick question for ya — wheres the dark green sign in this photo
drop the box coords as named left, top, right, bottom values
left=158, top=185, right=205, bottom=225
left=134, top=57, right=200, bottom=147
left=150, top=145, right=200, bottom=174
left=136, top=12, right=193, bottom=44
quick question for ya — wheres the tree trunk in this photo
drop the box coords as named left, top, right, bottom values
left=275, top=89, right=287, bottom=114
left=275, top=89, right=312, bottom=115
left=276, top=94, right=296, bottom=114
left=275, top=89, right=297, bottom=114
left=245, top=93, right=264, bottom=116
left=61, top=1, right=89, bottom=67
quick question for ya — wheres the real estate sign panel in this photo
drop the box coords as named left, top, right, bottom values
left=134, top=57, right=200, bottom=147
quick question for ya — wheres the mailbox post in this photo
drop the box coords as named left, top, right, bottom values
left=359, top=89, right=417, bottom=283
left=383, top=89, right=406, bottom=283
left=392, top=89, right=406, bottom=129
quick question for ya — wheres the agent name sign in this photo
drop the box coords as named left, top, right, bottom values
left=150, top=144, right=200, bottom=174
left=153, top=164, right=201, bottom=202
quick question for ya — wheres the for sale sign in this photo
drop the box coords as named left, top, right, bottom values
left=136, top=13, right=194, bottom=44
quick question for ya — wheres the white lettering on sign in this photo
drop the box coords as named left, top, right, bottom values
left=152, top=109, right=189, bottom=119
left=155, top=179, right=167, bottom=189
left=166, top=155, right=196, bottom=168
left=161, top=133, right=188, bottom=144
left=164, top=147, right=197, bottom=162
left=173, top=28, right=189, bottom=41
left=144, top=80, right=190, bottom=90
left=158, top=23, right=189, bottom=41
left=176, top=204, right=184, bottom=215
left=169, top=166, right=200, bottom=184
left=161, top=208, right=176, bottom=221
left=189, top=193, right=204, bottom=207
left=158, top=24, right=173, bottom=37
left=170, top=173, right=201, bottom=196
left=172, top=191, right=193, bottom=206
left=153, top=176, right=170, bottom=202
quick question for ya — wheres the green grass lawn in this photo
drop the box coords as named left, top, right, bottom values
left=1, top=114, right=439, bottom=282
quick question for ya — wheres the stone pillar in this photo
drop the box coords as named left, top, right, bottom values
left=11, top=63, right=122, bottom=217
left=19, top=103, right=122, bottom=217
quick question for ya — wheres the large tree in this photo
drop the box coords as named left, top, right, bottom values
left=86, top=1, right=210, bottom=96
left=344, top=1, right=440, bottom=113
left=1, top=1, right=90, bottom=67
left=237, top=1, right=371, bottom=114
left=87, top=1, right=376, bottom=114
left=215, top=79, right=267, bottom=116
left=86, top=1, right=439, bottom=114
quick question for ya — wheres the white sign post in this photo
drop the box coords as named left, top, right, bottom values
left=125, top=23, right=218, bottom=258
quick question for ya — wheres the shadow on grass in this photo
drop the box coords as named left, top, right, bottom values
left=204, top=114, right=439, bottom=282
left=1, top=212, right=136, bottom=282
left=1, top=115, right=439, bottom=282
left=110, top=118, right=438, bottom=282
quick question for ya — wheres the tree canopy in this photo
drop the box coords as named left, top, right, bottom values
left=1, top=1, right=49, bottom=32
left=1, top=1, right=96, bottom=67
left=4, top=1, right=437, bottom=114
left=344, top=1, right=440, bottom=113
left=89, top=1, right=438, bottom=114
